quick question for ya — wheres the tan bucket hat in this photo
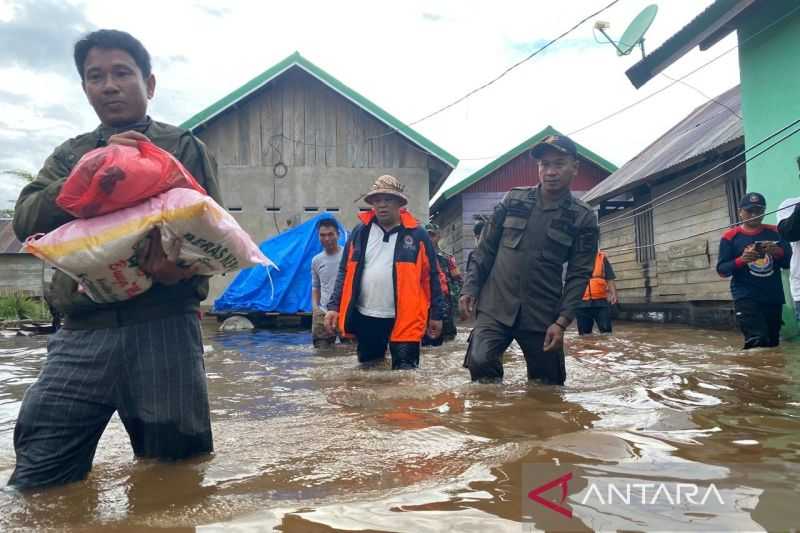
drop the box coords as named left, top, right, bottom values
left=363, top=174, right=408, bottom=206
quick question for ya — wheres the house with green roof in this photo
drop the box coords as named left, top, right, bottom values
left=180, top=51, right=457, bottom=300
left=584, top=86, right=744, bottom=328
left=429, top=126, right=616, bottom=271
left=623, top=0, right=800, bottom=332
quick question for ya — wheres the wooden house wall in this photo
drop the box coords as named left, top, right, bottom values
left=0, top=254, right=52, bottom=297
left=650, top=168, right=736, bottom=302
left=196, top=67, right=430, bottom=170
left=599, top=213, right=643, bottom=302
left=193, top=66, right=439, bottom=301
left=598, top=164, right=740, bottom=306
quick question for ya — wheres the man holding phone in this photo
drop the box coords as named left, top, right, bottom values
left=717, top=193, right=792, bottom=348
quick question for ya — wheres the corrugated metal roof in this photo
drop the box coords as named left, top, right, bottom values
left=583, top=85, right=742, bottom=204
left=0, top=219, right=25, bottom=254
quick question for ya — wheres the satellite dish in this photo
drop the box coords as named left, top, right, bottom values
left=594, top=4, right=658, bottom=58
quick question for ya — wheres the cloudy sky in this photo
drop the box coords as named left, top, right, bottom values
left=0, top=0, right=740, bottom=211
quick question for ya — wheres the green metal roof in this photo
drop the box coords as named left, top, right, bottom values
left=625, top=0, right=754, bottom=88
left=432, top=125, right=617, bottom=209
left=180, top=51, right=458, bottom=169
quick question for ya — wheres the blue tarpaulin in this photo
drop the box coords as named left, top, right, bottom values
left=213, top=213, right=347, bottom=313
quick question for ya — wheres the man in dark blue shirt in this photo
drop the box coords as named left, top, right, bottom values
left=717, top=193, right=791, bottom=348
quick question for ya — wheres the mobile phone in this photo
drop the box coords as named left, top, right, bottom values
left=753, top=241, right=777, bottom=257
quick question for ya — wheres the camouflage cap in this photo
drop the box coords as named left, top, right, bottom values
left=364, top=174, right=409, bottom=206
left=530, top=134, right=578, bottom=159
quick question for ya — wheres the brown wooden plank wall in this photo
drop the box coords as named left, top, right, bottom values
left=599, top=212, right=647, bottom=302
left=651, top=167, right=739, bottom=302
left=598, top=167, right=739, bottom=305
left=196, top=67, right=429, bottom=170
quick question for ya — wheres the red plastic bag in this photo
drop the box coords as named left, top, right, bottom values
left=56, top=141, right=207, bottom=218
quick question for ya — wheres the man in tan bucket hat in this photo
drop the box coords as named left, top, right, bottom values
left=325, top=175, right=444, bottom=368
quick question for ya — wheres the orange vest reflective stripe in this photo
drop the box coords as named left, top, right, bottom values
left=583, top=252, right=608, bottom=301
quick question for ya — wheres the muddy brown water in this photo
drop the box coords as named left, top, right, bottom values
left=1, top=321, right=799, bottom=531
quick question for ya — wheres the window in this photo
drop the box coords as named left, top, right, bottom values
left=325, top=207, right=340, bottom=213
left=304, top=206, right=319, bottom=213
left=725, top=172, right=747, bottom=225
left=634, top=210, right=655, bottom=263
left=634, top=191, right=655, bottom=263
left=265, top=206, right=281, bottom=212
left=228, top=207, right=242, bottom=212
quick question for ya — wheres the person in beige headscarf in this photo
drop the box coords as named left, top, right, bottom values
left=324, top=175, right=444, bottom=369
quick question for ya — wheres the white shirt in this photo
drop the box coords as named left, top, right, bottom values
left=311, top=247, right=343, bottom=312
left=777, top=197, right=800, bottom=301
left=357, top=223, right=397, bottom=318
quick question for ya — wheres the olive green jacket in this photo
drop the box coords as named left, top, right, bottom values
left=13, top=117, right=222, bottom=329
left=462, top=186, right=598, bottom=332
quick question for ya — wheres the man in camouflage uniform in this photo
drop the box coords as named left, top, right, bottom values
left=459, top=135, right=598, bottom=384
left=423, top=223, right=463, bottom=344
left=9, top=30, right=221, bottom=489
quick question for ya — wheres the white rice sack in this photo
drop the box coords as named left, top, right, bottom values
left=25, top=198, right=159, bottom=303
left=159, top=188, right=276, bottom=275
left=25, top=189, right=275, bottom=304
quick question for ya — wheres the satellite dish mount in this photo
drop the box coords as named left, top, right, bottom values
left=594, top=4, right=658, bottom=59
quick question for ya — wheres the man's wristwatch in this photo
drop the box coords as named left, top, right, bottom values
left=554, top=321, right=567, bottom=331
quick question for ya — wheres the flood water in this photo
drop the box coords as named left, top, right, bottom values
left=1, top=321, right=799, bottom=531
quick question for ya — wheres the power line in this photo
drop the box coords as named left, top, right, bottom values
left=598, top=117, right=800, bottom=227
left=565, top=48, right=735, bottom=138
left=263, top=1, right=624, bottom=159
left=239, top=1, right=800, bottom=166
left=609, top=200, right=800, bottom=254
left=407, top=0, right=622, bottom=126
left=660, top=73, right=741, bottom=119
left=600, top=122, right=800, bottom=229
left=456, top=100, right=740, bottom=162
left=567, top=3, right=800, bottom=137
left=452, top=43, right=745, bottom=162
left=266, top=0, right=624, bottom=159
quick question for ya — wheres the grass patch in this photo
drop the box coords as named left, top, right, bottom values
left=0, top=294, right=52, bottom=321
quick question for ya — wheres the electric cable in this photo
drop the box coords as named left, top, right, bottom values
left=455, top=4, right=800, bottom=162
left=598, top=117, right=800, bottom=227
left=609, top=200, right=800, bottom=254
left=231, top=1, right=800, bottom=167
left=660, top=73, right=741, bottom=119
left=407, top=0, right=622, bottom=126
left=567, top=3, right=800, bottom=137
left=259, top=0, right=625, bottom=158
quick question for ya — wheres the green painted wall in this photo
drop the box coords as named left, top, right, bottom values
left=737, top=3, right=800, bottom=337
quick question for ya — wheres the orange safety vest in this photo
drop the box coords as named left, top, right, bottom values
left=583, top=251, right=608, bottom=301
left=334, top=209, right=444, bottom=342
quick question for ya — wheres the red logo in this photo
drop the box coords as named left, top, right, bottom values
left=527, top=472, right=573, bottom=518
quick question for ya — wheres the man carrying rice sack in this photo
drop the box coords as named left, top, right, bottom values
left=9, top=30, right=222, bottom=490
